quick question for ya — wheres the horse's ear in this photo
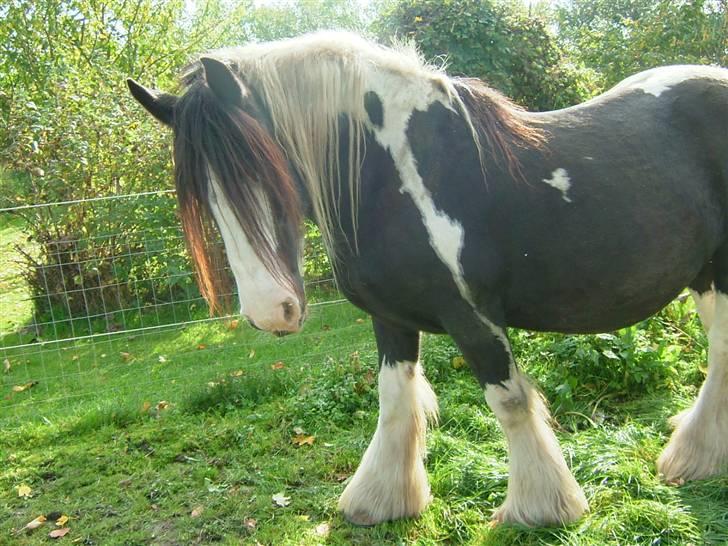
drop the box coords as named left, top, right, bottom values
left=200, top=57, right=246, bottom=109
left=126, top=79, right=177, bottom=126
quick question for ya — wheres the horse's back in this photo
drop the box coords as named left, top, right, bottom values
left=487, top=66, right=728, bottom=333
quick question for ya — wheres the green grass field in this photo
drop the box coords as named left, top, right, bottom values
left=2, top=217, right=727, bottom=545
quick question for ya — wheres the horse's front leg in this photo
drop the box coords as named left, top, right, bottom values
left=338, top=319, right=438, bottom=525
left=444, top=305, right=588, bottom=526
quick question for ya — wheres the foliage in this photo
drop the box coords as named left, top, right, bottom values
left=0, top=0, right=255, bottom=320
left=555, top=0, right=728, bottom=88
left=375, top=0, right=595, bottom=110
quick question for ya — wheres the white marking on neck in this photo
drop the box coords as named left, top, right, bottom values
left=542, top=168, right=572, bottom=203
left=367, top=70, right=512, bottom=351
left=367, top=71, right=470, bottom=299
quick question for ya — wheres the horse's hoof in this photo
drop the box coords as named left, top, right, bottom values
left=342, top=509, right=379, bottom=527
left=658, top=407, right=728, bottom=484
left=492, top=488, right=588, bottom=527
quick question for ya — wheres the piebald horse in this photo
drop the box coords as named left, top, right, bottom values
left=127, top=32, right=728, bottom=527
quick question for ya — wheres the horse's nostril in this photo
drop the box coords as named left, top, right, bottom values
left=282, top=299, right=296, bottom=322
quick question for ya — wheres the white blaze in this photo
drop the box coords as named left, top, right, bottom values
left=206, top=174, right=300, bottom=331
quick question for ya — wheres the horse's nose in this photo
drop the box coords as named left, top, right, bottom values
left=244, top=298, right=304, bottom=335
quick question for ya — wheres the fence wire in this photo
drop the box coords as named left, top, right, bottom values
left=1, top=192, right=373, bottom=426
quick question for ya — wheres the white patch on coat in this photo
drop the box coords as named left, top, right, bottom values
left=367, top=70, right=511, bottom=351
left=542, top=168, right=572, bottom=203
left=689, top=287, right=715, bottom=333
left=206, top=174, right=301, bottom=332
left=658, top=291, right=728, bottom=482
left=614, top=65, right=728, bottom=98
left=485, top=372, right=588, bottom=526
left=338, top=360, right=438, bottom=525
left=367, top=72, right=470, bottom=297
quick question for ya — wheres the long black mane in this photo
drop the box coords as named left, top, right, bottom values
left=172, top=79, right=302, bottom=313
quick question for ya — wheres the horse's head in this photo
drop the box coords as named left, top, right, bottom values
left=127, top=58, right=306, bottom=336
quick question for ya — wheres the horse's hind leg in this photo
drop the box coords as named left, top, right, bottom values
left=658, top=257, right=728, bottom=482
left=443, top=304, right=587, bottom=526
left=338, top=319, right=437, bottom=525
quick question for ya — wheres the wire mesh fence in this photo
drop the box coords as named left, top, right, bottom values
left=0, top=192, right=375, bottom=426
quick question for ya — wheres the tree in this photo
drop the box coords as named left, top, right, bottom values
left=375, top=0, right=594, bottom=111
left=555, top=0, right=727, bottom=88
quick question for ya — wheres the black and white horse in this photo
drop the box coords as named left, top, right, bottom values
left=127, top=32, right=728, bottom=527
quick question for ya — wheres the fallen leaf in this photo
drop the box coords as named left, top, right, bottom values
left=292, top=434, right=315, bottom=446
left=156, top=400, right=170, bottom=411
left=355, top=318, right=364, bottom=324
left=141, top=401, right=151, bottom=413
left=196, top=344, right=206, bottom=350
left=158, top=355, right=167, bottom=363
left=244, top=518, right=257, bottom=531
left=230, top=370, right=244, bottom=377
left=3, top=358, right=10, bottom=373
left=272, top=492, right=290, bottom=507
left=451, top=356, right=466, bottom=369
left=207, top=381, right=219, bottom=388
left=293, top=426, right=305, bottom=435
left=248, top=349, right=255, bottom=359
left=55, top=515, right=69, bottom=526
left=17, top=484, right=32, bottom=497
left=23, top=515, right=46, bottom=531
left=296, top=515, right=310, bottom=521
left=49, top=527, right=70, bottom=538
left=71, top=355, right=79, bottom=361
left=228, top=319, right=240, bottom=330
left=120, top=352, right=132, bottom=362
left=314, top=522, right=330, bottom=537
left=12, top=381, right=38, bottom=393
left=271, top=361, right=285, bottom=370
left=191, top=505, right=204, bottom=518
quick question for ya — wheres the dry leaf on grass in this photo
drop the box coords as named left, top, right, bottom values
left=196, top=344, right=207, bottom=350
left=271, top=361, right=285, bottom=370
left=120, top=352, right=132, bottom=362
left=156, top=401, right=170, bottom=411
left=55, top=515, right=69, bottom=526
left=272, top=492, right=290, bottom=507
left=292, top=434, right=315, bottom=447
left=141, top=401, right=151, bottom=413
left=49, top=527, right=70, bottom=538
left=12, top=381, right=38, bottom=393
left=248, top=348, right=255, bottom=359
left=3, top=358, right=10, bottom=373
left=228, top=319, right=240, bottom=330
left=158, top=355, right=167, bottom=363
left=191, top=506, right=204, bottom=518
left=22, top=515, right=46, bottom=531
left=314, top=522, right=331, bottom=537
left=17, top=484, right=32, bottom=497
left=230, top=370, right=244, bottom=377
left=244, top=518, right=257, bottom=531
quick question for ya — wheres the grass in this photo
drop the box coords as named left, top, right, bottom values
left=2, top=219, right=728, bottom=544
